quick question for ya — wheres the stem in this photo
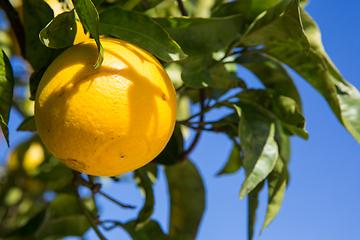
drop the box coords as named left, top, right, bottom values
left=180, top=89, right=205, bottom=160
left=72, top=171, right=107, bottom=240
left=176, top=0, right=188, bottom=16
left=99, top=192, right=135, bottom=209
left=0, top=0, right=26, bottom=58
left=122, top=0, right=142, bottom=10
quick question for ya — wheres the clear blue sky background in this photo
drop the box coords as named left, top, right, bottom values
left=1, top=1, right=360, bottom=240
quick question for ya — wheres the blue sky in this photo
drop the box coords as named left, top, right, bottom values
left=1, top=0, right=360, bottom=240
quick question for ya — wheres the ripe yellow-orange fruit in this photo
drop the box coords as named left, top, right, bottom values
left=34, top=38, right=177, bottom=176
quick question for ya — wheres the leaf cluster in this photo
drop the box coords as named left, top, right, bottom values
left=0, top=0, right=359, bottom=239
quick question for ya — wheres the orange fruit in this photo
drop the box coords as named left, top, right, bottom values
left=34, top=38, right=177, bottom=176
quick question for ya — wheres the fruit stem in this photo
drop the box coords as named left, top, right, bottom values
left=72, top=171, right=107, bottom=240
left=0, top=0, right=26, bottom=58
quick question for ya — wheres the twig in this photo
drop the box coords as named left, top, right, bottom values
left=72, top=171, right=107, bottom=240
left=176, top=0, right=188, bottom=16
left=180, top=89, right=205, bottom=161
left=0, top=0, right=25, bottom=57
left=99, top=191, right=136, bottom=209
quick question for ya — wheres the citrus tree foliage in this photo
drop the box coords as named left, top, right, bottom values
left=0, top=0, right=359, bottom=239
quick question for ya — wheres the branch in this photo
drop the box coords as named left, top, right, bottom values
left=0, top=0, right=26, bottom=57
left=176, top=0, right=188, bottom=16
left=180, top=89, right=205, bottom=161
left=72, top=171, right=107, bottom=240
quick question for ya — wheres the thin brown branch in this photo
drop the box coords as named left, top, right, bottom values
left=72, top=171, right=107, bottom=240
left=176, top=0, right=188, bottom=16
left=0, top=0, right=26, bottom=58
left=180, top=89, right=205, bottom=161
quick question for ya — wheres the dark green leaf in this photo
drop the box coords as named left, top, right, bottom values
left=40, top=9, right=77, bottom=49
left=122, top=220, right=172, bottom=240
left=154, top=125, right=183, bottom=165
left=209, top=62, right=247, bottom=90
left=237, top=103, right=278, bottom=199
left=134, top=167, right=155, bottom=228
left=236, top=53, right=302, bottom=111
left=3, top=208, right=47, bottom=238
left=17, top=116, right=37, bottom=132
left=35, top=194, right=93, bottom=238
left=72, top=0, right=104, bottom=68
left=217, top=140, right=242, bottom=175
left=274, top=121, right=291, bottom=164
left=248, top=180, right=264, bottom=240
left=23, top=0, right=55, bottom=70
left=165, top=159, right=205, bottom=240
left=99, top=6, right=187, bottom=62
left=181, top=55, right=213, bottom=88
left=261, top=157, right=288, bottom=233
left=0, top=50, right=14, bottom=147
left=153, top=15, right=242, bottom=57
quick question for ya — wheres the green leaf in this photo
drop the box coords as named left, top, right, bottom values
left=299, top=9, right=360, bottom=144
left=3, top=208, right=47, bottom=238
left=240, top=0, right=308, bottom=52
left=23, top=0, right=55, bottom=70
left=154, top=125, right=183, bottom=165
left=17, top=116, right=37, bottom=132
left=35, top=194, right=93, bottom=238
left=122, top=220, right=172, bottom=240
left=0, top=50, right=14, bottom=147
left=40, top=9, right=77, bottom=49
left=181, top=55, right=213, bottom=88
left=236, top=53, right=302, bottom=111
left=237, top=89, right=308, bottom=139
left=211, top=0, right=250, bottom=18
left=99, top=6, right=187, bottom=62
left=134, top=167, right=155, bottom=228
left=153, top=15, right=242, bottom=57
left=261, top=157, right=288, bottom=233
left=209, top=62, right=247, bottom=90
left=165, top=159, right=205, bottom=240
left=217, top=140, right=242, bottom=175
left=72, top=0, right=104, bottom=68
left=238, top=108, right=278, bottom=199
left=248, top=180, right=264, bottom=240
left=274, top=121, right=291, bottom=164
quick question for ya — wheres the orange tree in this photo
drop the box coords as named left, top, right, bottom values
left=0, top=0, right=359, bottom=239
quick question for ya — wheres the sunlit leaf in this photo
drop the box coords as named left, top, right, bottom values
left=261, top=157, right=288, bottom=233
left=181, top=55, right=213, bottom=88
left=211, top=0, right=250, bottom=18
left=99, top=6, right=187, bottom=62
left=237, top=103, right=278, bottom=199
left=236, top=53, right=302, bottom=111
left=217, top=140, right=242, bottom=175
left=248, top=180, right=264, bottom=240
left=17, top=116, right=37, bottom=132
left=0, top=50, right=14, bottom=146
left=153, top=15, right=242, bottom=57
left=40, top=9, right=77, bottom=49
left=165, top=159, right=205, bottom=240
left=300, top=9, right=360, bottom=144
left=237, top=89, right=308, bottom=139
left=72, top=0, right=104, bottom=68
left=23, top=0, right=55, bottom=70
